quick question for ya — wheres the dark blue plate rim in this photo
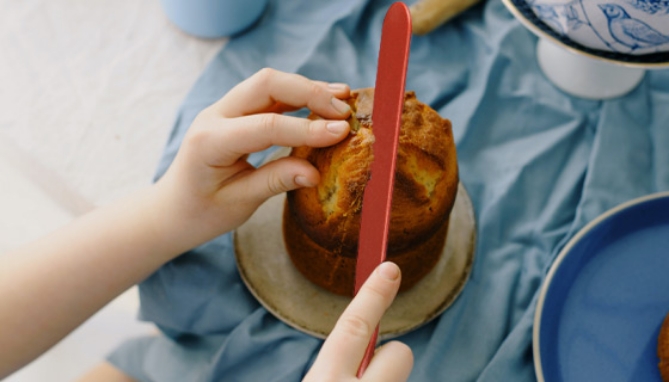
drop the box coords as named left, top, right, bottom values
left=533, top=191, right=669, bottom=381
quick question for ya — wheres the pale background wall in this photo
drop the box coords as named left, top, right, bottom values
left=0, top=1, right=227, bottom=380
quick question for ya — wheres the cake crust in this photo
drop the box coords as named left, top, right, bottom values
left=659, top=312, right=669, bottom=381
left=284, top=88, right=458, bottom=296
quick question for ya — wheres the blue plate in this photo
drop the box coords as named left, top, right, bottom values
left=535, top=192, right=669, bottom=381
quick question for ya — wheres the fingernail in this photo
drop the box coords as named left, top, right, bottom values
left=377, top=262, right=400, bottom=281
left=328, top=83, right=348, bottom=91
left=295, top=175, right=316, bottom=188
left=331, top=97, right=351, bottom=115
left=326, top=120, right=349, bottom=135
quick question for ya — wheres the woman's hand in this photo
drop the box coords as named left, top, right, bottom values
left=304, top=262, right=414, bottom=382
left=155, top=68, right=352, bottom=248
left=0, top=68, right=352, bottom=378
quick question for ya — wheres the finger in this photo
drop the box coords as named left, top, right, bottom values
left=201, top=113, right=350, bottom=167
left=213, top=68, right=351, bottom=119
left=264, top=81, right=350, bottom=115
left=314, top=80, right=350, bottom=98
left=361, top=341, right=414, bottom=382
left=224, top=156, right=320, bottom=205
left=311, top=262, right=402, bottom=376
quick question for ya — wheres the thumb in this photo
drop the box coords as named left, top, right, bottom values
left=229, top=156, right=319, bottom=204
left=361, top=341, right=413, bottom=381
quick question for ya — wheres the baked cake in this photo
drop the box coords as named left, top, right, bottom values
left=283, top=88, right=458, bottom=296
left=659, top=312, right=669, bottom=381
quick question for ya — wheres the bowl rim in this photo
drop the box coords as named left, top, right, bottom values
left=532, top=190, right=669, bottom=381
left=501, top=0, right=669, bottom=68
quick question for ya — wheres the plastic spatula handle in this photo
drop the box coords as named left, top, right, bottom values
left=354, top=2, right=411, bottom=377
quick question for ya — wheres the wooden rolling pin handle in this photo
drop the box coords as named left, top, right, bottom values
left=410, top=0, right=482, bottom=35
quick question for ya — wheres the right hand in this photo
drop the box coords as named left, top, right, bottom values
left=304, top=262, right=414, bottom=381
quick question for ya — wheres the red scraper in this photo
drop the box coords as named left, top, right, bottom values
left=355, top=2, right=412, bottom=377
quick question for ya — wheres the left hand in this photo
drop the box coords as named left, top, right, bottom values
left=0, top=68, right=353, bottom=379
left=154, top=68, right=352, bottom=247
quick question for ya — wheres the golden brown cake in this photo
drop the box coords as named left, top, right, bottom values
left=283, top=88, right=459, bottom=296
left=659, top=312, right=669, bottom=381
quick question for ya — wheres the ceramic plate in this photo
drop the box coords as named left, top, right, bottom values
left=534, top=192, right=669, bottom=381
left=233, top=149, right=476, bottom=339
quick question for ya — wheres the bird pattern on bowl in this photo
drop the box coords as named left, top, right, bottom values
left=527, top=0, right=669, bottom=55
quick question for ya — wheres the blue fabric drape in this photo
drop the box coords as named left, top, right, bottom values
left=109, top=0, right=669, bottom=380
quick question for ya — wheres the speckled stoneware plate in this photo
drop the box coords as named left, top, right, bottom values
left=233, top=148, right=476, bottom=340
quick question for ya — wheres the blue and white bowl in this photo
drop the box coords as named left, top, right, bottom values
left=504, top=0, right=669, bottom=66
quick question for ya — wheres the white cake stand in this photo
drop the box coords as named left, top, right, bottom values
left=536, top=38, right=646, bottom=99
left=502, top=0, right=669, bottom=100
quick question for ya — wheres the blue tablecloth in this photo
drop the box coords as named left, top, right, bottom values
left=108, top=0, right=669, bottom=380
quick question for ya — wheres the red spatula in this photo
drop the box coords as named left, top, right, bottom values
left=354, top=2, right=412, bottom=377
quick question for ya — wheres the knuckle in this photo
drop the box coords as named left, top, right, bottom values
left=306, top=82, right=333, bottom=113
left=337, top=313, right=373, bottom=339
left=254, top=67, right=275, bottom=86
left=308, top=81, right=327, bottom=101
left=196, top=105, right=215, bottom=118
left=309, top=81, right=324, bottom=96
left=258, top=113, right=279, bottom=135
left=306, top=119, right=321, bottom=137
left=266, top=171, right=291, bottom=195
left=183, top=125, right=210, bottom=148
left=185, top=109, right=219, bottom=144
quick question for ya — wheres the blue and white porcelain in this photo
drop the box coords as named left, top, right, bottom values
left=505, top=0, right=669, bottom=64
left=532, top=0, right=669, bottom=56
left=534, top=192, right=669, bottom=381
left=503, top=0, right=669, bottom=98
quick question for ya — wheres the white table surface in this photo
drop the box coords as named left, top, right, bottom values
left=0, top=1, right=227, bottom=380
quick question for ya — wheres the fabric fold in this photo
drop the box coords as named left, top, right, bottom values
left=108, top=0, right=669, bottom=380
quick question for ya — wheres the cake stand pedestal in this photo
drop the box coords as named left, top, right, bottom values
left=536, top=38, right=646, bottom=100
